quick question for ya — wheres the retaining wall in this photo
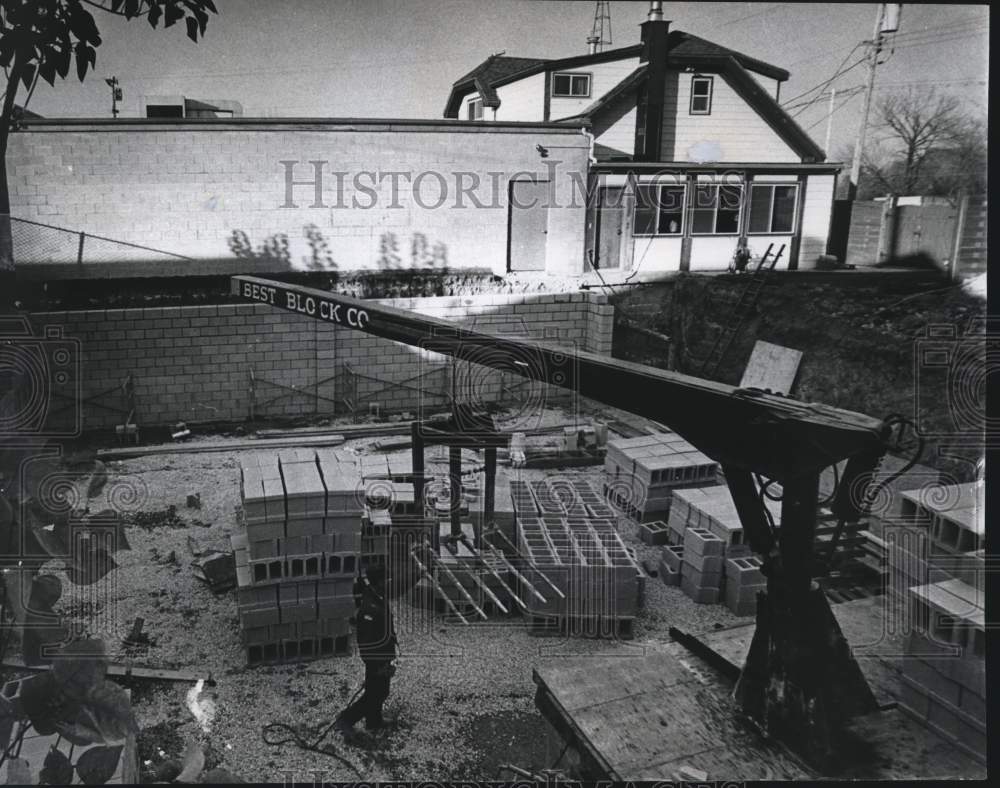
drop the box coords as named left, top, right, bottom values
left=28, top=291, right=614, bottom=431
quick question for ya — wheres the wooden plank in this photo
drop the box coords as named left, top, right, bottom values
left=98, top=433, right=345, bottom=461
left=533, top=647, right=812, bottom=780
left=2, top=658, right=210, bottom=683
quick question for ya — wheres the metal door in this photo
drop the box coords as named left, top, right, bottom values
left=893, top=203, right=959, bottom=264
left=508, top=180, right=549, bottom=272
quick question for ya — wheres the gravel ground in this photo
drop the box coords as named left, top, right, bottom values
left=55, top=407, right=754, bottom=782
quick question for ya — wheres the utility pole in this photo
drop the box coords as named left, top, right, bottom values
left=824, top=87, right=836, bottom=156
left=848, top=4, right=901, bottom=199
left=105, top=76, right=122, bottom=118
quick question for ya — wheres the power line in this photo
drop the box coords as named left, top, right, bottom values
left=780, top=46, right=864, bottom=106
left=880, top=18, right=986, bottom=41
left=717, top=3, right=787, bottom=28
left=785, top=59, right=867, bottom=116
left=803, top=89, right=863, bottom=133
left=873, top=78, right=987, bottom=89
left=781, top=15, right=985, bottom=68
left=886, top=29, right=988, bottom=51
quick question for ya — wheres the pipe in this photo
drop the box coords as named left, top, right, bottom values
left=648, top=0, right=664, bottom=21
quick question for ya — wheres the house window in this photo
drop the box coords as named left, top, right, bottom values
left=690, top=76, right=713, bottom=115
left=634, top=184, right=686, bottom=236
left=689, top=183, right=743, bottom=235
left=552, top=72, right=591, bottom=97
left=748, top=183, right=799, bottom=234
left=467, top=97, right=484, bottom=120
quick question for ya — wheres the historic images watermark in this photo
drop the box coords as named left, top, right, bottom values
left=278, top=159, right=747, bottom=212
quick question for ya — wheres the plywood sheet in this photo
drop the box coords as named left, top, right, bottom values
left=739, top=340, right=803, bottom=395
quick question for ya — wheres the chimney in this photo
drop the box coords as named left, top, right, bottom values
left=637, top=1, right=670, bottom=161
left=586, top=35, right=599, bottom=55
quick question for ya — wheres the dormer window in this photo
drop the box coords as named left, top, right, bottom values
left=690, top=76, right=713, bottom=115
left=468, top=97, right=484, bottom=120
left=552, top=72, right=591, bottom=97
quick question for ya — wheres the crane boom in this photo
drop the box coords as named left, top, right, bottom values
left=231, top=274, right=891, bottom=766
left=231, top=275, right=887, bottom=481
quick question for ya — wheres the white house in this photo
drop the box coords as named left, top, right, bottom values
left=445, top=3, right=839, bottom=273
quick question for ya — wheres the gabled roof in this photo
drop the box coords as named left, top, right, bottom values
left=666, top=30, right=789, bottom=81
left=448, top=55, right=551, bottom=114
left=444, top=45, right=641, bottom=118
left=557, top=53, right=823, bottom=162
left=444, top=30, right=789, bottom=119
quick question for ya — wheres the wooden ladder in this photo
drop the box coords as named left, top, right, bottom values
left=698, top=242, right=785, bottom=379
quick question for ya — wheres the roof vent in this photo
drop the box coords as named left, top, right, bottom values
left=648, top=1, right=664, bottom=21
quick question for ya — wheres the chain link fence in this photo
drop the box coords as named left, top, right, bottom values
left=9, top=217, right=193, bottom=267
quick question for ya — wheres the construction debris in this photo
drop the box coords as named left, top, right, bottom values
left=192, top=551, right=237, bottom=593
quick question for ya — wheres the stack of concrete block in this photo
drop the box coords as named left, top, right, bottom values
left=680, top=527, right=725, bottom=603
left=639, top=520, right=669, bottom=545
left=517, top=510, right=642, bottom=631
left=668, top=485, right=780, bottom=549
left=886, top=482, right=984, bottom=603
left=724, top=555, right=765, bottom=616
left=657, top=544, right=684, bottom=586
left=234, top=449, right=362, bottom=666
left=603, top=432, right=719, bottom=522
left=361, top=507, right=391, bottom=567
left=510, top=478, right=538, bottom=523
left=897, top=578, right=985, bottom=763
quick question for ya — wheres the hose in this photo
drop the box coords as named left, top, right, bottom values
left=260, top=681, right=366, bottom=773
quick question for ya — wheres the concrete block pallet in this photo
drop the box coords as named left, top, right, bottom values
left=235, top=450, right=363, bottom=665
left=895, top=578, right=986, bottom=763
left=517, top=511, right=642, bottom=626
left=603, top=431, right=720, bottom=522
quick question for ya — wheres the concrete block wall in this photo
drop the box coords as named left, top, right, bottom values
left=28, top=291, right=613, bottom=430
left=897, top=580, right=986, bottom=763
left=9, top=119, right=590, bottom=277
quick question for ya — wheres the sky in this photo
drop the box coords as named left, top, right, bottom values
left=23, top=1, right=990, bottom=159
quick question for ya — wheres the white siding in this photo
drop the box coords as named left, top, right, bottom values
left=661, top=70, right=801, bottom=163
left=493, top=72, right=546, bottom=122
left=549, top=57, right=641, bottom=119
left=797, top=173, right=835, bottom=267
left=459, top=93, right=495, bottom=120
left=592, top=98, right=636, bottom=157
left=631, top=236, right=683, bottom=271
left=690, top=236, right=740, bottom=270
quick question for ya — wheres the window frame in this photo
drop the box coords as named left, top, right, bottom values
left=467, top=97, right=484, bottom=121
left=689, top=75, right=714, bottom=115
left=632, top=183, right=688, bottom=238
left=552, top=71, right=592, bottom=98
left=747, top=182, right=800, bottom=235
left=688, top=182, right=744, bottom=236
